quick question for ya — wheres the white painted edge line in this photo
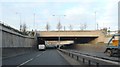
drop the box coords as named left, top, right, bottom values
left=36, top=54, right=40, bottom=57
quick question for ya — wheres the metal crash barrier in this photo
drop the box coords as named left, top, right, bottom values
left=58, top=49, right=120, bottom=67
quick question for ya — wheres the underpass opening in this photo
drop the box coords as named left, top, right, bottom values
left=38, top=37, right=98, bottom=49
left=37, top=37, right=98, bottom=46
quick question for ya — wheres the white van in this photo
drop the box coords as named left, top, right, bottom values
left=38, top=44, right=46, bottom=50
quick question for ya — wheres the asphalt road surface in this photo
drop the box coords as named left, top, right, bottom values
left=2, top=49, right=72, bottom=67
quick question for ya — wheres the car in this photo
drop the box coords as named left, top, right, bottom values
left=38, top=44, right=46, bottom=51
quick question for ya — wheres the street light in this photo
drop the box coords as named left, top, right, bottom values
left=94, top=11, right=98, bottom=30
left=52, top=15, right=66, bottom=48
left=33, top=13, right=35, bottom=31
left=16, top=12, right=22, bottom=31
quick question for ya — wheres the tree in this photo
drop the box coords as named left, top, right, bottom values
left=22, top=23, right=27, bottom=35
left=20, top=23, right=28, bottom=35
left=45, top=22, right=50, bottom=31
left=83, top=23, right=87, bottom=30
left=107, top=27, right=111, bottom=36
left=80, top=23, right=87, bottom=30
left=69, top=24, right=73, bottom=31
left=57, top=22, right=62, bottom=31
left=102, top=27, right=107, bottom=35
left=31, top=29, right=35, bottom=36
left=80, top=24, right=84, bottom=30
left=108, top=30, right=110, bottom=35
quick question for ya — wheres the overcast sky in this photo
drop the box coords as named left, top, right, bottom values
left=0, top=0, right=119, bottom=31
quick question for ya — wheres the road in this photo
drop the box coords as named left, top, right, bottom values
left=2, top=49, right=72, bottom=67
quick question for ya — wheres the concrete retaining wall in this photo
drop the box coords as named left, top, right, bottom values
left=1, top=24, right=35, bottom=48
left=0, top=23, right=36, bottom=58
left=70, top=43, right=107, bottom=52
left=2, top=31, right=35, bottom=47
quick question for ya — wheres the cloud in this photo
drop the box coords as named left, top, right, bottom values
left=97, top=0, right=119, bottom=30
left=63, top=0, right=119, bottom=30
left=64, top=6, right=86, bottom=15
left=1, top=0, right=119, bottom=31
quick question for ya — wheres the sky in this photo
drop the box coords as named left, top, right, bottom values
left=0, top=0, right=119, bottom=31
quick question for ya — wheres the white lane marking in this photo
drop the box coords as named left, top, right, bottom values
left=36, top=51, right=46, bottom=57
left=17, top=51, right=46, bottom=67
left=36, top=54, right=40, bottom=57
left=17, top=58, right=33, bottom=67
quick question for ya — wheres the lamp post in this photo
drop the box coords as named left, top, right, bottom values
left=16, top=12, right=22, bottom=31
left=95, top=11, right=98, bottom=30
left=95, top=11, right=96, bottom=30
left=33, top=13, right=36, bottom=31
left=33, top=13, right=37, bottom=36
left=53, top=15, right=66, bottom=47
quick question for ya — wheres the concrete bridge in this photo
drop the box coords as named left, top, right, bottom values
left=37, top=30, right=106, bottom=44
left=2, top=23, right=117, bottom=67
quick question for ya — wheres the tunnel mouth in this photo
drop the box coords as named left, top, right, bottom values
left=37, top=37, right=97, bottom=49
left=37, top=37, right=97, bottom=43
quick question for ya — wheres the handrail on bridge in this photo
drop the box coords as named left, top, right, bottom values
left=58, top=49, right=119, bottom=67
